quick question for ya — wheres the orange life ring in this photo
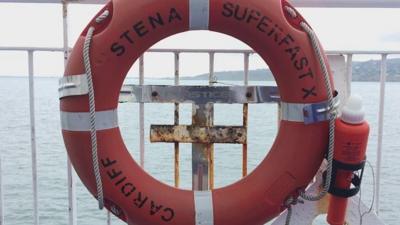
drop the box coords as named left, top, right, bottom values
left=60, top=0, right=334, bottom=224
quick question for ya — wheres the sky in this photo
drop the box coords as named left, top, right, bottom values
left=0, top=3, right=400, bottom=78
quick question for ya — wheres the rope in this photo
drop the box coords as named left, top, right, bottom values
left=358, top=160, right=375, bottom=225
left=283, top=6, right=337, bottom=224
left=284, top=197, right=304, bottom=225
left=299, top=21, right=336, bottom=201
left=83, top=9, right=110, bottom=210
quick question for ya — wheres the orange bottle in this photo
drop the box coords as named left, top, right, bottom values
left=327, top=95, right=370, bottom=225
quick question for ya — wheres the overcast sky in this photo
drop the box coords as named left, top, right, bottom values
left=0, top=3, right=400, bottom=77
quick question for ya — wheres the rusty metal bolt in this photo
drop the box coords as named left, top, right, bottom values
left=246, top=92, right=252, bottom=98
left=152, top=91, right=158, bottom=97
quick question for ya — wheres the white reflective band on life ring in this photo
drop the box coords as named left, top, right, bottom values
left=189, top=0, right=209, bottom=30
left=194, top=191, right=214, bottom=225
left=60, top=109, right=118, bottom=131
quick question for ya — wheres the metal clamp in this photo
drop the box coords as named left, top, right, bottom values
left=58, top=74, right=89, bottom=99
left=280, top=92, right=339, bottom=124
left=119, top=85, right=280, bottom=104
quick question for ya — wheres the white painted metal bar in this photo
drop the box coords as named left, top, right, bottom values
left=62, top=2, right=77, bottom=225
left=290, top=0, right=400, bottom=8
left=346, top=54, right=353, bottom=95
left=375, top=54, right=387, bottom=215
left=0, top=47, right=65, bottom=52
left=107, top=211, right=111, bottom=225
left=243, top=51, right=249, bottom=84
left=149, top=49, right=400, bottom=55
left=0, top=153, right=3, bottom=225
left=209, top=53, right=215, bottom=83
left=2, top=47, right=400, bottom=56
left=28, top=50, right=39, bottom=225
left=62, top=1, right=70, bottom=63
left=1, top=0, right=400, bottom=8
left=0, top=0, right=107, bottom=4
left=139, top=55, right=145, bottom=168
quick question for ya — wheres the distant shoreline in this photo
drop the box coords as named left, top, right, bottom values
left=1, top=75, right=399, bottom=82
left=1, top=58, right=400, bottom=82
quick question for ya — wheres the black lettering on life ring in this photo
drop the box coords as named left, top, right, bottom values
left=298, top=68, right=314, bottom=80
left=115, top=176, right=127, bottom=186
left=110, top=8, right=182, bottom=57
left=110, top=43, right=125, bottom=56
left=150, top=201, right=163, bottom=215
left=134, top=192, right=148, bottom=208
left=161, top=208, right=175, bottom=222
left=222, top=2, right=234, bottom=17
left=268, top=24, right=284, bottom=43
left=233, top=5, right=247, bottom=21
left=168, top=8, right=182, bottom=23
left=256, top=16, right=271, bottom=33
left=107, top=168, right=122, bottom=180
left=285, top=46, right=301, bottom=61
left=246, top=9, right=261, bottom=24
left=101, top=158, right=117, bottom=168
left=149, top=13, right=165, bottom=29
left=294, top=57, right=309, bottom=71
left=279, top=34, right=294, bottom=46
left=121, top=183, right=136, bottom=197
left=302, top=86, right=317, bottom=99
left=120, top=31, right=134, bottom=44
left=133, top=21, right=149, bottom=37
left=102, top=158, right=176, bottom=222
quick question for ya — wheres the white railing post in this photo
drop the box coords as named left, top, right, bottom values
left=107, top=211, right=111, bottom=225
left=28, top=50, right=39, bottom=225
left=62, top=2, right=77, bottom=225
left=0, top=153, right=3, bottom=225
left=139, top=55, right=145, bottom=168
left=375, top=54, right=387, bottom=215
left=346, top=54, right=353, bottom=95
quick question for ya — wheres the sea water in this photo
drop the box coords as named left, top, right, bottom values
left=0, top=76, right=399, bottom=225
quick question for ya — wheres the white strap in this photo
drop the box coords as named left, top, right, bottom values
left=280, top=94, right=340, bottom=124
left=60, top=109, right=118, bottom=131
left=194, top=191, right=214, bottom=225
left=59, top=74, right=89, bottom=99
left=190, top=0, right=209, bottom=30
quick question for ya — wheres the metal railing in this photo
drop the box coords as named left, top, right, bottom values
left=0, top=0, right=399, bottom=224
left=1, top=45, right=399, bottom=225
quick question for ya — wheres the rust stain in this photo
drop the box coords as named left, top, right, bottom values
left=150, top=125, right=247, bottom=144
left=242, top=103, right=249, bottom=177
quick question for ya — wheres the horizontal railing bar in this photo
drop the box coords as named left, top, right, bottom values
left=1, top=47, right=400, bottom=55
left=1, top=0, right=400, bottom=8
left=0, top=47, right=66, bottom=52
left=147, top=49, right=255, bottom=54
left=326, top=50, right=400, bottom=55
left=290, top=0, right=400, bottom=8
left=150, top=49, right=400, bottom=55
left=0, top=0, right=105, bottom=4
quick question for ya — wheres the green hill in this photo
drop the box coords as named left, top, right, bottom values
left=178, top=58, right=400, bottom=82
